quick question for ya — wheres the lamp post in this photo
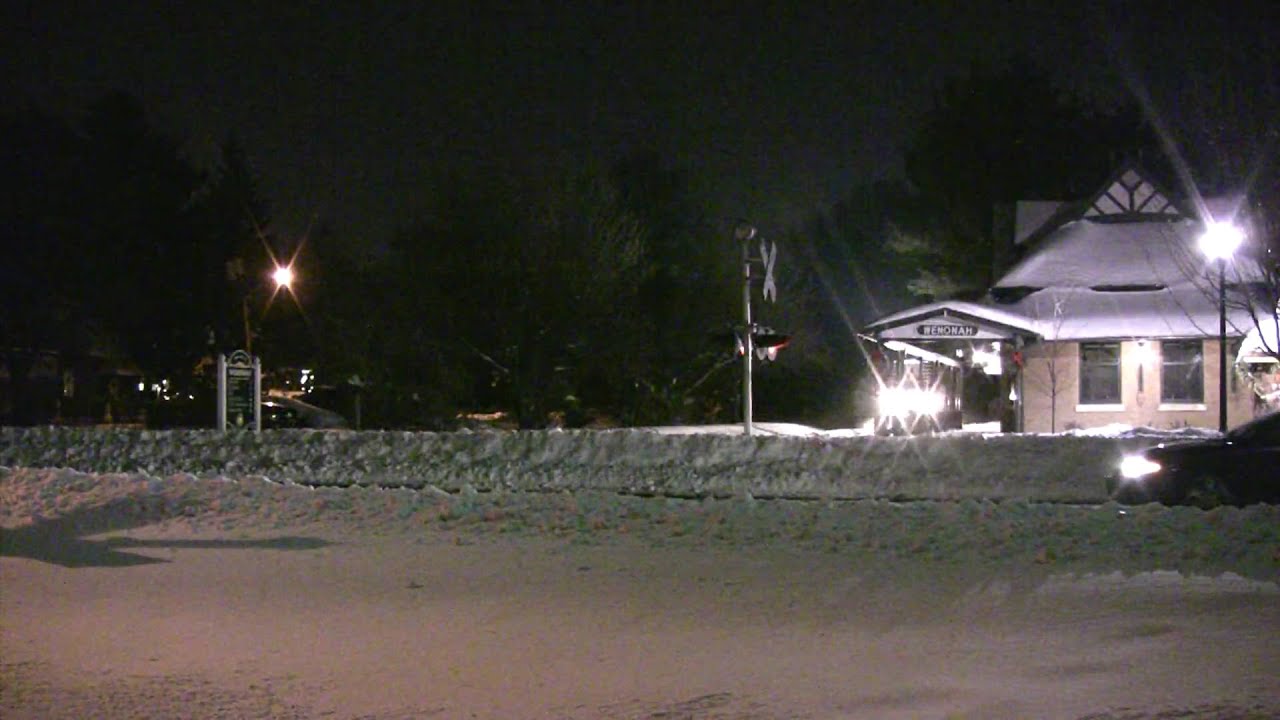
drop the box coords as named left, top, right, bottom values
left=1199, top=222, right=1244, bottom=432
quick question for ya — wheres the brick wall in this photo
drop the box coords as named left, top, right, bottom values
left=1020, top=339, right=1255, bottom=433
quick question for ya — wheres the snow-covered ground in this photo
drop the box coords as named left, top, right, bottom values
left=3, top=425, right=1279, bottom=718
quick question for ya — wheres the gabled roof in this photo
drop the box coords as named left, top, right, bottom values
left=1081, top=166, right=1185, bottom=220
left=994, top=163, right=1259, bottom=292
left=1012, top=163, right=1189, bottom=252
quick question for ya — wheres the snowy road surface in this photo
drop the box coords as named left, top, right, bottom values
left=3, top=467, right=1279, bottom=719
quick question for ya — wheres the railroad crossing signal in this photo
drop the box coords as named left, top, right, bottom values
left=760, top=239, right=777, bottom=302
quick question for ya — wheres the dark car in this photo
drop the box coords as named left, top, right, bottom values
left=262, top=396, right=348, bottom=429
left=1109, top=411, right=1280, bottom=507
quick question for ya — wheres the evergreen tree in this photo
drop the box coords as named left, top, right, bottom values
left=199, top=132, right=274, bottom=354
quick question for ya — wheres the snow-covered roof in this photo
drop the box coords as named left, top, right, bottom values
left=863, top=299, right=1042, bottom=338
left=996, top=217, right=1207, bottom=290
left=865, top=289, right=1259, bottom=343
left=986, top=180, right=1266, bottom=342
left=1003, top=286, right=1259, bottom=341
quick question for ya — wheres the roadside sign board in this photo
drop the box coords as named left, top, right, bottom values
left=217, top=350, right=261, bottom=431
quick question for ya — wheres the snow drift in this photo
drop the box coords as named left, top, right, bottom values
left=0, top=426, right=1168, bottom=503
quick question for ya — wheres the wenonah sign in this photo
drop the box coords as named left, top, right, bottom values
left=217, top=350, right=261, bottom=431
left=917, top=323, right=979, bottom=337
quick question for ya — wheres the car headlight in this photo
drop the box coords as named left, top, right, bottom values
left=1119, top=454, right=1162, bottom=480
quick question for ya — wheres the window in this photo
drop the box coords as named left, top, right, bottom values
left=1080, top=342, right=1121, bottom=404
left=1160, top=340, right=1203, bottom=403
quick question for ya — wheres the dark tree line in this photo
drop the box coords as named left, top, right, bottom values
left=1, top=90, right=835, bottom=429
left=307, top=157, right=845, bottom=429
left=4, top=94, right=201, bottom=374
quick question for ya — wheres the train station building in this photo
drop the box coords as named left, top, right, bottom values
left=863, top=164, right=1276, bottom=433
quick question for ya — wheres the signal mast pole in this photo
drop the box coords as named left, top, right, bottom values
left=735, top=222, right=757, bottom=436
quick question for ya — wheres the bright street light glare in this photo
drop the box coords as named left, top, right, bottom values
left=272, top=265, right=295, bottom=288
left=1199, top=222, right=1244, bottom=260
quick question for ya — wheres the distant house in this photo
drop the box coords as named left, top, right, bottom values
left=1, top=348, right=146, bottom=426
left=863, top=164, right=1275, bottom=433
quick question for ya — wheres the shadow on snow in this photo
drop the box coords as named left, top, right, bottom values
left=0, top=495, right=330, bottom=567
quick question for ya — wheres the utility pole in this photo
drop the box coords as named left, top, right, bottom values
left=736, top=222, right=756, bottom=436
left=242, top=295, right=253, bottom=354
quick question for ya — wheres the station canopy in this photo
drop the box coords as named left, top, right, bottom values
left=863, top=300, right=1042, bottom=342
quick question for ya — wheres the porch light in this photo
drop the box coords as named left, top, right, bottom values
left=971, top=346, right=1002, bottom=376
left=1134, top=339, right=1153, bottom=364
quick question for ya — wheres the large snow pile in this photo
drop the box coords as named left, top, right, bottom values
left=3, top=466, right=1279, bottom=584
left=0, top=425, right=1175, bottom=503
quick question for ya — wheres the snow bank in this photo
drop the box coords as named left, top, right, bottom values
left=4, top=466, right=1278, bottom=584
left=0, top=426, right=1161, bottom=502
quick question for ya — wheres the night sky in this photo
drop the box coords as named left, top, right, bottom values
left=4, top=2, right=1277, bottom=244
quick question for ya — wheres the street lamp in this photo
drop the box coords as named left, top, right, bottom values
left=1199, top=221, right=1244, bottom=432
left=242, top=263, right=297, bottom=354
left=272, top=264, right=294, bottom=290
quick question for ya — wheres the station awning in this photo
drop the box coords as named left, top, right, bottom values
left=863, top=300, right=1042, bottom=342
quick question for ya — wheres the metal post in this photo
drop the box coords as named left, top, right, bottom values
left=216, top=353, right=227, bottom=431
left=253, top=356, right=262, bottom=432
left=242, top=295, right=253, bottom=354
left=1015, top=336, right=1026, bottom=433
left=1218, top=260, right=1228, bottom=432
left=742, top=234, right=753, bottom=436
left=735, top=223, right=756, bottom=436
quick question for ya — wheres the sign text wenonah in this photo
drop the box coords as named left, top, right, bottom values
left=916, top=323, right=979, bottom=337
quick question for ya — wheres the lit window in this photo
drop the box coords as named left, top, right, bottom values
left=1160, top=340, right=1203, bottom=403
left=1080, top=342, right=1121, bottom=404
